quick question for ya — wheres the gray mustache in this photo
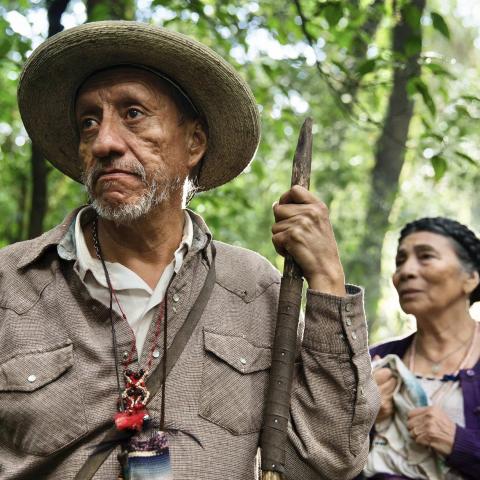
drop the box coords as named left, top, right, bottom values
left=83, top=159, right=148, bottom=187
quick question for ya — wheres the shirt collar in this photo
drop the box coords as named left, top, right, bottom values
left=16, top=205, right=211, bottom=270
left=73, top=207, right=194, bottom=285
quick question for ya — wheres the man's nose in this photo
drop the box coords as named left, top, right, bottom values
left=91, top=116, right=127, bottom=160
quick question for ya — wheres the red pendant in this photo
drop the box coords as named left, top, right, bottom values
left=114, top=368, right=151, bottom=432
left=114, top=409, right=149, bottom=431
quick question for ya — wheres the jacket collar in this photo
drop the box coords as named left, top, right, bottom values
left=17, top=207, right=84, bottom=269
left=17, top=206, right=213, bottom=270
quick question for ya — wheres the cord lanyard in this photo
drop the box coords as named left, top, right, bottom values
left=93, top=218, right=174, bottom=480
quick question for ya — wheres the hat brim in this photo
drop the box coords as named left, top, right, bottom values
left=18, top=21, right=261, bottom=191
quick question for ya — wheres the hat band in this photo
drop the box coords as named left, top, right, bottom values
left=76, top=63, right=200, bottom=116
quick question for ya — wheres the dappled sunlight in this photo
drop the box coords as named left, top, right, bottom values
left=1, top=0, right=480, bottom=342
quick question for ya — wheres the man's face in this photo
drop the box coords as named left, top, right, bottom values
left=75, top=67, right=206, bottom=223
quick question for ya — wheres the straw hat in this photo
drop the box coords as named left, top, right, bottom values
left=18, top=21, right=261, bottom=191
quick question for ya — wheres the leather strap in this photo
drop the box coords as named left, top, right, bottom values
left=74, top=243, right=216, bottom=480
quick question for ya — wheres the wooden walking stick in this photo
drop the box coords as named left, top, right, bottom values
left=260, top=118, right=313, bottom=480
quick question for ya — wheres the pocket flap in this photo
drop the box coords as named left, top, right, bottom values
left=204, top=330, right=271, bottom=374
left=0, top=341, right=74, bottom=392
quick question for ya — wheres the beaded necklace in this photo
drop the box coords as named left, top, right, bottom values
left=92, top=217, right=168, bottom=432
left=409, top=322, right=479, bottom=405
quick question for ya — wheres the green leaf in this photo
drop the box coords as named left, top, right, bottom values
left=0, top=35, right=12, bottom=59
left=403, top=4, right=421, bottom=31
left=431, top=155, right=447, bottom=180
left=455, top=105, right=470, bottom=117
left=431, top=12, right=450, bottom=39
left=406, top=78, right=418, bottom=96
left=420, top=116, right=432, bottom=130
left=88, top=4, right=111, bottom=21
left=461, top=95, right=480, bottom=103
left=423, top=62, right=454, bottom=79
left=454, top=150, right=478, bottom=165
left=336, top=30, right=353, bottom=49
left=430, top=133, right=445, bottom=142
left=414, top=79, right=436, bottom=116
left=324, top=4, right=343, bottom=27
left=357, top=58, right=376, bottom=76
left=405, top=35, right=422, bottom=57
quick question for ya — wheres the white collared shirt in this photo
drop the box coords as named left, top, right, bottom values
left=73, top=207, right=193, bottom=357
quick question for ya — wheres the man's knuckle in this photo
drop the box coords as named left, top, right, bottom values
left=290, top=229, right=303, bottom=243
left=315, top=201, right=329, bottom=215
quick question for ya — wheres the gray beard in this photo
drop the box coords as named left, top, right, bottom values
left=81, top=161, right=184, bottom=224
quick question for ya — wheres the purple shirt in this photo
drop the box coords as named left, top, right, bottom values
left=369, top=334, right=480, bottom=480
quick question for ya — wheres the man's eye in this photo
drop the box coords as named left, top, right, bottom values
left=126, top=108, right=143, bottom=119
left=81, top=118, right=98, bottom=130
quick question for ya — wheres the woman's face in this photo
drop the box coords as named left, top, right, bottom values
left=392, top=231, right=478, bottom=317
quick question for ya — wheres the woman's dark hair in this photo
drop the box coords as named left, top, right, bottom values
left=399, top=217, right=480, bottom=304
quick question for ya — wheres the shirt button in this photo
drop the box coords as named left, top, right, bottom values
left=27, top=375, right=37, bottom=383
left=240, top=357, right=247, bottom=365
left=351, top=332, right=357, bottom=340
left=466, top=369, right=476, bottom=377
left=172, top=294, right=180, bottom=303
left=152, top=350, right=160, bottom=359
left=122, top=351, right=129, bottom=360
left=345, top=303, right=353, bottom=313
left=345, top=318, right=352, bottom=326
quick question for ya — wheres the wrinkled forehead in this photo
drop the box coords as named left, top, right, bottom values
left=398, top=230, right=457, bottom=254
left=76, top=66, right=172, bottom=102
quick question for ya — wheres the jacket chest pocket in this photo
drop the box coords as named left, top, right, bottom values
left=199, top=329, right=271, bottom=435
left=0, top=340, right=87, bottom=456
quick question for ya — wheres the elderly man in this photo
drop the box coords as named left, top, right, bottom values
left=0, top=21, right=378, bottom=480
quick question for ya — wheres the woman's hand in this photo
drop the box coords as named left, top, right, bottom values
left=407, top=406, right=456, bottom=456
left=373, top=357, right=398, bottom=423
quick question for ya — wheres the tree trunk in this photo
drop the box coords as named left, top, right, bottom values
left=27, top=0, right=70, bottom=238
left=28, top=144, right=49, bottom=238
left=351, top=0, right=426, bottom=331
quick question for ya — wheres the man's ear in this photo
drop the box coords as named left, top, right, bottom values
left=464, top=269, right=480, bottom=296
left=187, top=120, right=207, bottom=170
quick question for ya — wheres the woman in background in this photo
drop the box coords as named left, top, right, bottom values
left=366, top=217, right=480, bottom=480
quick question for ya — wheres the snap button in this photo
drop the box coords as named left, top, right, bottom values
left=27, top=374, right=37, bottom=383
left=172, top=293, right=180, bottom=303
left=240, top=357, right=247, bottom=365
left=152, top=350, right=160, bottom=359
left=345, top=318, right=352, bottom=326
left=466, top=369, right=476, bottom=377
left=351, top=331, right=357, bottom=340
left=122, top=351, right=129, bottom=360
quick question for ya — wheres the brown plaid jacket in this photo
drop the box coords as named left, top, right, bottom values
left=0, top=208, right=379, bottom=479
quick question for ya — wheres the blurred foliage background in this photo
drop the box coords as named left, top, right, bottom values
left=1, top=0, right=479, bottom=342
